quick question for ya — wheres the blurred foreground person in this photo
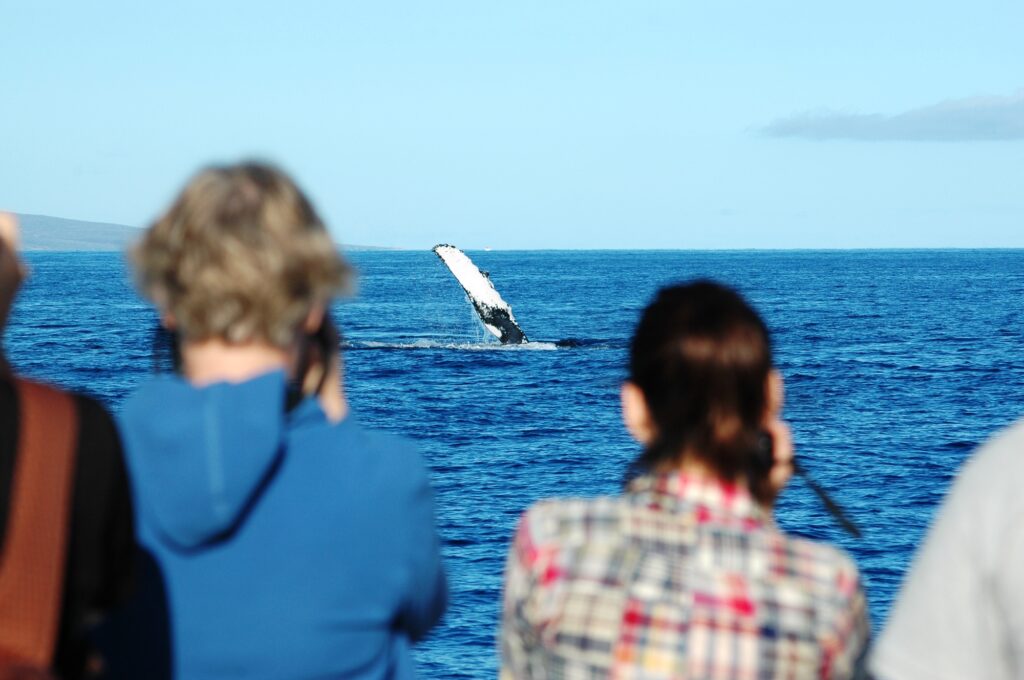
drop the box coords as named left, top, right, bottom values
left=500, top=281, right=869, bottom=678
left=119, top=163, right=446, bottom=678
left=0, top=213, right=134, bottom=679
left=870, top=421, right=1024, bottom=679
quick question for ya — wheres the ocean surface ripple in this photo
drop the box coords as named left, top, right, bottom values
left=8, top=250, right=1024, bottom=677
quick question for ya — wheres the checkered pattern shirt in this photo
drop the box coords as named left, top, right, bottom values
left=500, top=471, right=869, bottom=679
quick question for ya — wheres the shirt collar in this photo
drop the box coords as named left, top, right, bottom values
left=627, top=469, right=772, bottom=528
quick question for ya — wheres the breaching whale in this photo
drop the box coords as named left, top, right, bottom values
left=432, top=244, right=529, bottom=344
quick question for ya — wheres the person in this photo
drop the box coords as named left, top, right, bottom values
left=0, top=213, right=135, bottom=678
left=869, top=420, right=1024, bottom=679
left=500, top=280, right=870, bottom=678
left=118, top=163, right=446, bottom=678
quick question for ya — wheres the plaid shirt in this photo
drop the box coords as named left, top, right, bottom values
left=500, top=471, right=869, bottom=679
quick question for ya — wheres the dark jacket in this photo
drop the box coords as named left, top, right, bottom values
left=0, top=378, right=134, bottom=679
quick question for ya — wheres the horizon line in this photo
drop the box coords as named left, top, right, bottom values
left=24, top=246, right=1024, bottom=254
left=13, top=212, right=1024, bottom=253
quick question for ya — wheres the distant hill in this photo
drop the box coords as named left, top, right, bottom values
left=18, top=213, right=143, bottom=251
left=15, top=213, right=395, bottom=252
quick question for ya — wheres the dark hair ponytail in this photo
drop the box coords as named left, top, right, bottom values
left=626, top=280, right=775, bottom=504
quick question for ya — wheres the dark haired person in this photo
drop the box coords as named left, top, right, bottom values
left=500, top=280, right=869, bottom=678
left=0, top=213, right=134, bottom=678
left=119, top=163, right=446, bottom=678
left=870, top=421, right=1024, bottom=679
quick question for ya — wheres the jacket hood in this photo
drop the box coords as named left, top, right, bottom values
left=120, top=370, right=289, bottom=549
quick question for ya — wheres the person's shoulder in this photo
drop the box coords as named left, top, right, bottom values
left=0, top=376, right=14, bottom=404
left=987, top=416, right=1024, bottom=449
left=345, top=419, right=417, bottom=453
left=10, top=377, right=115, bottom=438
left=71, top=389, right=115, bottom=426
left=118, top=375, right=182, bottom=424
left=958, top=417, right=1024, bottom=486
left=767, top=530, right=862, bottom=599
left=5, top=379, right=119, bottom=459
left=42, top=386, right=125, bottom=480
left=13, top=377, right=110, bottom=420
left=323, top=418, right=427, bottom=485
left=924, top=416, right=1024, bottom=536
left=333, top=418, right=419, bottom=462
left=519, top=494, right=627, bottom=551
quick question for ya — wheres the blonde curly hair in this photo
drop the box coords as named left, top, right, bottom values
left=132, top=162, right=352, bottom=348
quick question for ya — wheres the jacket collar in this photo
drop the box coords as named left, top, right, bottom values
left=627, top=470, right=772, bottom=528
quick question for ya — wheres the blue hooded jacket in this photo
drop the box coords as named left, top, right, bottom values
left=118, top=371, right=446, bottom=679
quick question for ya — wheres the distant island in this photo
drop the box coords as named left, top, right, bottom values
left=18, top=213, right=143, bottom=252
left=16, top=213, right=395, bottom=252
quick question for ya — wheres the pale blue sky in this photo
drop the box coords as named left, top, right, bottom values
left=2, top=1, right=1021, bottom=249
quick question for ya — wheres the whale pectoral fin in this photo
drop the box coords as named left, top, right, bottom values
left=433, top=245, right=529, bottom=345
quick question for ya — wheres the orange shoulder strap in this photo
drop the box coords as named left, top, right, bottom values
left=0, top=380, right=79, bottom=669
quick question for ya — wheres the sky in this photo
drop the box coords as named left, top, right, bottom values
left=1, top=1, right=1022, bottom=249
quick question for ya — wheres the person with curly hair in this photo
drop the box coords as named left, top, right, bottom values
left=118, top=163, right=446, bottom=679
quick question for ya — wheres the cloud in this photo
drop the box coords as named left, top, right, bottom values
left=763, top=90, right=1024, bottom=141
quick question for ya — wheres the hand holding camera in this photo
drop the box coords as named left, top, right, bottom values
left=295, top=314, right=346, bottom=423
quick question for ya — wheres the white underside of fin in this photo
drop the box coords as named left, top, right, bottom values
left=433, top=245, right=519, bottom=324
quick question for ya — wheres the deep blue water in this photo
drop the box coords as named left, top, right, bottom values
left=7, top=250, right=1024, bottom=677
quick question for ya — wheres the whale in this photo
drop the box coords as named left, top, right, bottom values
left=432, top=244, right=529, bottom=344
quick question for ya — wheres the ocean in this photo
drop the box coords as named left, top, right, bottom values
left=7, top=250, right=1024, bottom=677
